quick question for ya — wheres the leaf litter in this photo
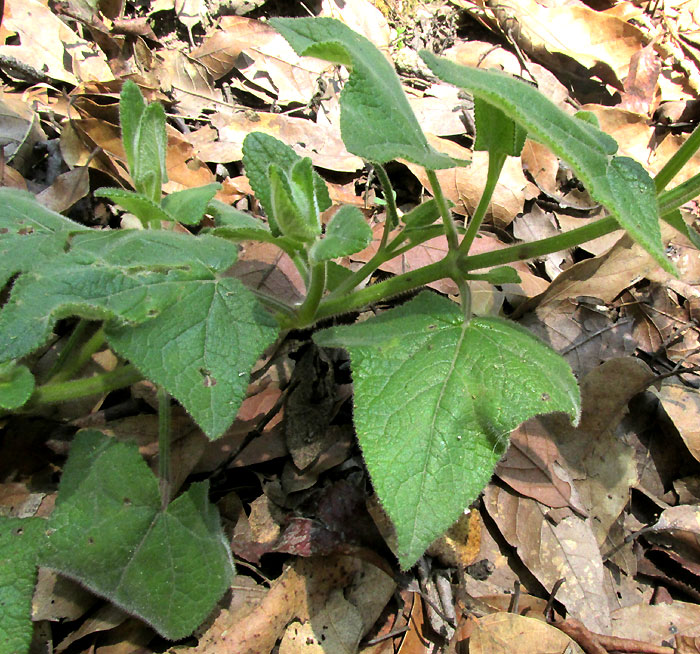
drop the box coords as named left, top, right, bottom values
left=2, top=0, right=700, bottom=652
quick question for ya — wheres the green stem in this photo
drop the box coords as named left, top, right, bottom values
left=373, top=164, right=400, bottom=247
left=45, top=320, right=89, bottom=381
left=158, top=386, right=172, bottom=509
left=655, top=124, right=700, bottom=193
left=426, top=169, right=460, bottom=251
left=296, top=261, right=326, bottom=324
left=458, top=215, right=620, bottom=272
left=310, top=258, right=453, bottom=325
left=658, top=173, right=700, bottom=215
left=48, top=325, right=106, bottom=384
left=29, top=364, right=143, bottom=406
left=459, top=152, right=507, bottom=255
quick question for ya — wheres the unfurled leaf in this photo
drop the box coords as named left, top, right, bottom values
left=310, top=205, right=372, bottom=262
left=42, top=430, right=234, bottom=640
left=270, top=17, right=455, bottom=169
left=161, top=183, right=221, bottom=225
left=466, top=266, right=521, bottom=284
left=314, top=291, right=579, bottom=567
left=242, top=132, right=331, bottom=236
left=402, top=198, right=447, bottom=230
left=0, top=188, right=89, bottom=287
left=420, top=53, right=675, bottom=274
left=0, top=517, right=44, bottom=654
left=0, top=363, right=35, bottom=410
left=94, top=188, right=171, bottom=226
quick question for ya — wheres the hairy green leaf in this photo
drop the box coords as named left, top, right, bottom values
left=42, top=430, right=234, bottom=640
left=132, top=103, right=167, bottom=202
left=0, top=188, right=89, bottom=286
left=119, top=80, right=146, bottom=176
left=0, top=363, right=35, bottom=410
left=242, top=132, right=331, bottom=236
left=161, top=183, right=221, bottom=225
left=310, top=205, right=372, bottom=262
left=0, top=517, right=44, bottom=654
left=94, top=188, right=171, bottom=226
left=314, top=292, right=580, bottom=567
left=270, top=18, right=455, bottom=169
left=473, top=97, right=527, bottom=156
left=420, top=53, right=675, bottom=274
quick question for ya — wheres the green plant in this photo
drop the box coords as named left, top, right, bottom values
left=2, top=16, right=700, bottom=649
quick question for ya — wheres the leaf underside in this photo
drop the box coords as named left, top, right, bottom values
left=314, top=292, right=580, bottom=568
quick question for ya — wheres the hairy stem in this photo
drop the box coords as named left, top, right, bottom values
left=296, top=261, right=326, bottom=324
left=459, top=152, right=507, bottom=255
left=30, top=364, right=143, bottom=406
left=158, top=386, right=172, bottom=509
left=426, top=169, right=460, bottom=251
left=48, top=325, right=106, bottom=384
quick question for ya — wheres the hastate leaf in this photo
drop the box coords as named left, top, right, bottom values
left=0, top=517, right=44, bottom=654
left=313, top=291, right=580, bottom=568
left=270, top=18, right=455, bottom=169
left=42, top=430, right=234, bottom=641
left=420, top=53, right=675, bottom=274
left=0, top=228, right=277, bottom=439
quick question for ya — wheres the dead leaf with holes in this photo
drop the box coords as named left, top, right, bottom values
left=483, top=484, right=611, bottom=633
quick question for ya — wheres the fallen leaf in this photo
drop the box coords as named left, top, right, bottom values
left=469, top=613, right=584, bottom=654
left=619, top=43, right=661, bottom=115
left=484, top=484, right=611, bottom=633
left=611, top=601, right=700, bottom=644
left=657, top=383, right=700, bottom=464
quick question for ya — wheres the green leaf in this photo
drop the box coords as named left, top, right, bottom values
left=270, top=17, right=455, bottom=169
left=310, top=205, right=372, bottom=262
left=94, top=188, right=171, bottom=226
left=419, top=53, right=675, bottom=274
left=119, top=80, right=146, bottom=176
left=161, top=183, right=222, bottom=225
left=289, top=157, right=322, bottom=237
left=0, top=188, right=89, bottom=287
left=0, top=517, right=44, bottom=654
left=402, top=198, right=449, bottom=230
left=269, top=164, right=317, bottom=243
left=326, top=260, right=355, bottom=291
left=242, top=132, right=331, bottom=236
left=42, top=430, right=234, bottom=640
left=661, top=209, right=700, bottom=249
left=0, top=363, right=35, bottom=410
left=313, top=291, right=579, bottom=568
left=0, top=229, right=276, bottom=439
left=473, top=97, right=527, bottom=157
left=465, top=266, right=521, bottom=284
left=106, top=274, right=278, bottom=439
left=132, top=102, right=167, bottom=202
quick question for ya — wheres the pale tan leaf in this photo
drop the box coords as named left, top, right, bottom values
left=320, top=0, right=391, bottom=52
left=469, top=613, right=584, bottom=654
left=657, top=384, right=700, bottom=464
left=611, top=601, right=700, bottom=644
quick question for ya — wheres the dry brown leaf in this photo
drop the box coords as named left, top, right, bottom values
left=484, top=485, right=611, bottom=633
left=496, top=418, right=585, bottom=513
left=405, top=136, right=531, bottom=226
left=36, top=167, right=90, bottom=213
left=0, top=92, right=45, bottom=174
left=469, top=613, right=584, bottom=654
left=657, top=384, right=700, bottom=463
left=543, top=358, right=650, bottom=547
left=619, top=43, right=661, bottom=115
left=206, top=110, right=363, bottom=172
left=395, top=595, right=431, bottom=654
left=427, top=509, right=482, bottom=569
left=0, top=0, right=112, bottom=84
left=192, top=16, right=327, bottom=105
left=484, top=0, right=645, bottom=86
left=611, top=601, right=700, bottom=644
